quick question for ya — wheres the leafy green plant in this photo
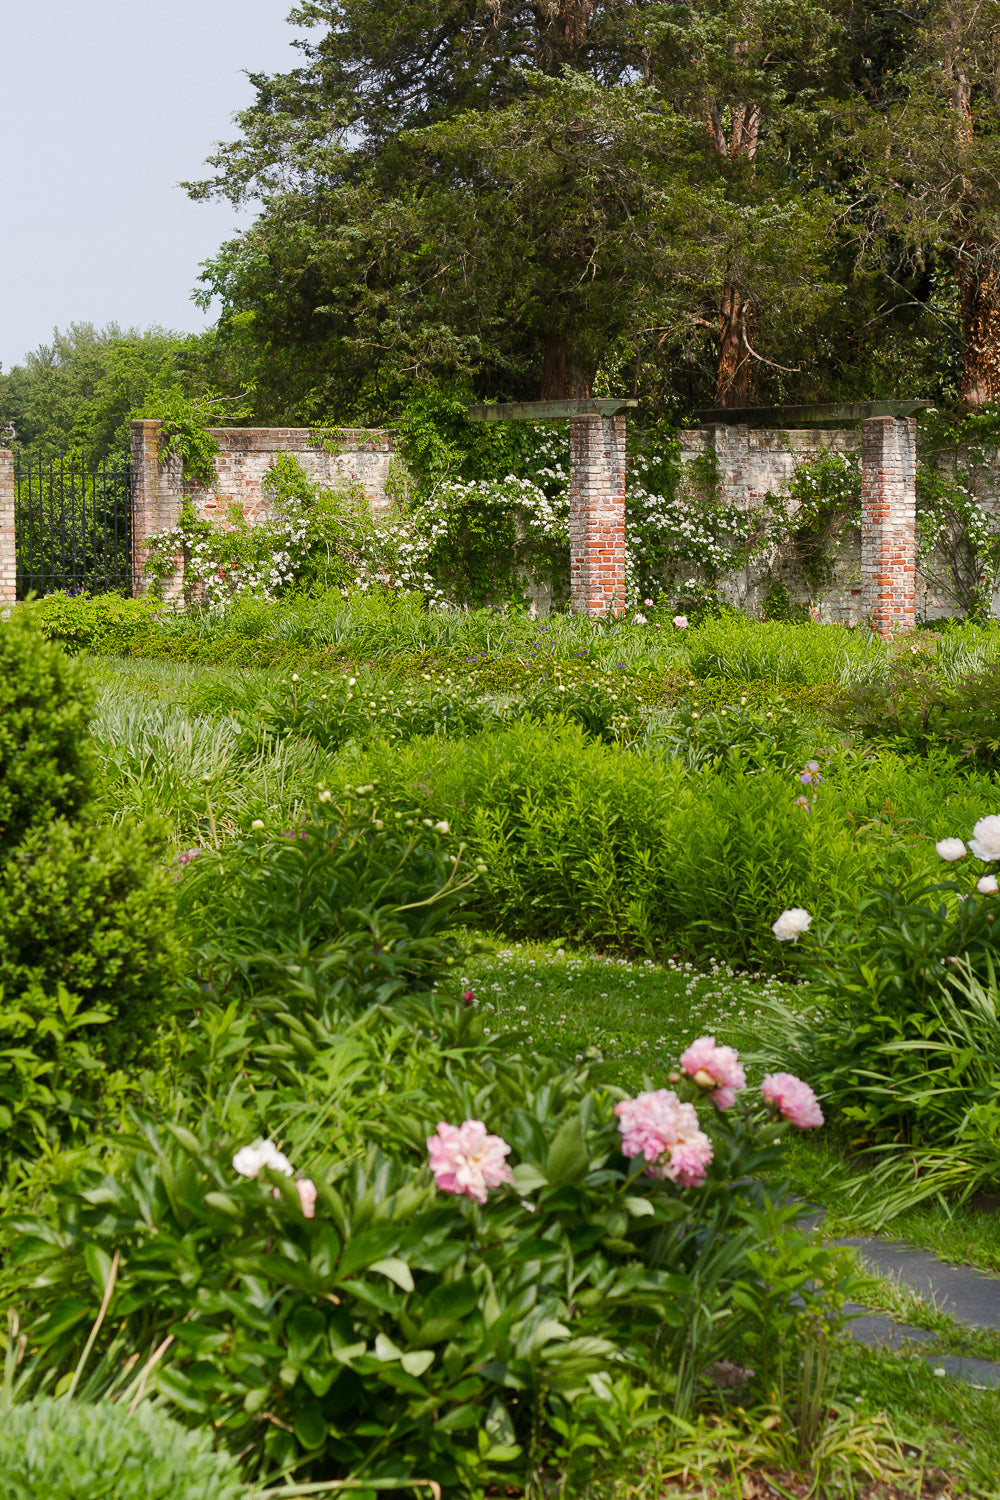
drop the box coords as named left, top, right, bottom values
left=6, top=1011, right=833, bottom=1496
left=132, top=387, right=223, bottom=487
left=174, top=786, right=477, bottom=1012
left=0, top=1398, right=245, bottom=1500
left=835, top=650, right=1000, bottom=778
left=764, top=850, right=1000, bottom=1214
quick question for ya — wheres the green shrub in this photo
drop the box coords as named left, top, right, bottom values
left=346, top=723, right=891, bottom=967
left=8, top=1006, right=838, bottom=1494
left=0, top=616, right=182, bottom=1155
left=174, top=788, right=475, bottom=1010
left=835, top=651, right=1000, bottom=778
left=24, top=592, right=162, bottom=657
left=0, top=817, right=182, bottom=1150
left=0, top=1397, right=244, bottom=1500
left=765, top=820, right=1000, bottom=1216
left=0, top=611, right=96, bottom=855
left=0, top=817, right=180, bottom=1062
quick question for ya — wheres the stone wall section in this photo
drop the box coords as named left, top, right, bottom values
left=860, top=417, right=916, bottom=634
left=568, top=415, right=627, bottom=615
left=130, top=423, right=395, bottom=597
left=0, top=450, right=15, bottom=606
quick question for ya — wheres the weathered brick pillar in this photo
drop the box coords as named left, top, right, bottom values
left=0, top=450, right=15, bottom=606
left=568, top=414, right=627, bottom=616
left=861, top=415, right=916, bottom=636
left=130, top=419, right=184, bottom=597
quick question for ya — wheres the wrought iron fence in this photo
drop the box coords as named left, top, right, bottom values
left=14, top=454, right=133, bottom=598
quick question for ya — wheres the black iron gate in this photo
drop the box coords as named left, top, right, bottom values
left=15, top=454, right=133, bottom=598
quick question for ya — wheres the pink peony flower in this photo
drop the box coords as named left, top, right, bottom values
left=296, top=1178, right=317, bottom=1218
left=679, top=1035, right=746, bottom=1110
left=461, top=988, right=476, bottom=1006
left=614, top=1089, right=714, bottom=1186
left=761, top=1073, right=824, bottom=1129
left=427, top=1120, right=514, bottom=1204
left=673, top=615, right=689, bottom=629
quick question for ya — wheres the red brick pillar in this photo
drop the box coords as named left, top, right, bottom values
left=568, top=414, right=627, bottom=616
left=861, top=415, right=916, bottom=636
left=0, top=450, right=15, bottom=606
left=130, top=420, right=185, bottom=598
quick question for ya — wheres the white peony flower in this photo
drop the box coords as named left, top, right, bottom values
left=772, top=908, right=812, bottom=942
left=935, top=838, right=967, bottom=862
left=233, top=1139, right=293, bottom=1179
left=434, top=820, right=450, bottom=834
left=969, top=815, right=1000, bottom=863
left=977, top=875, right=999, bottom=895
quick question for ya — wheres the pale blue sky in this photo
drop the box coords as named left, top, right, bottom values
left=1, top=1, right=304, bottom=370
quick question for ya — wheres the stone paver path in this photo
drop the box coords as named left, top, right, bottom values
left=833, top=1235, right=1000, bottom=1388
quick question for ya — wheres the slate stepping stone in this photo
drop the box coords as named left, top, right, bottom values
left=836, top=1236, right=1000, bottom=1331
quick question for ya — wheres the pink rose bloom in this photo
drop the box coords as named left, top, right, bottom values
left=427, top=1120, right=514, bottom=1204
left=615, top=1089, right=714, bottom=1186
left=761, top=1073, right=824, bottom=1129
left=679, top=1035, right=746, bottom=1110
left=296, top=1178, right=317, bottom=1218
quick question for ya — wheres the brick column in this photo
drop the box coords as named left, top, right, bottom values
left=861, top=416, right=916, bottom=636
left=0, top=450, right=15, bottom=606
left=130, top=420, right=184, bottom=597
left=568, top=414, right=627, bottom=616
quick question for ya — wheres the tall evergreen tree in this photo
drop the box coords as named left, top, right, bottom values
left=189, top=0, right=844, bottom=417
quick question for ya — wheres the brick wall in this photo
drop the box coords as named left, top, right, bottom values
left=130, top=423, right=395, bottom=597
left=568, top=415, right=627, bottom=615
left=677, top=424, right=1000, bottom=624
left=0, top=450, right=15, bottom=606
left=860, top=416, right=916, bottom=634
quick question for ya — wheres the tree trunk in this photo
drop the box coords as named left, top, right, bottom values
left=539, top=328, right=594, bottom=399
left=941, top=40, right=1000, bottom=408
left=959, top=265, right=1000, bottom=408
left=715, top=285, right=754, bottom=407
left=705, top=74, right=760, bottom=407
